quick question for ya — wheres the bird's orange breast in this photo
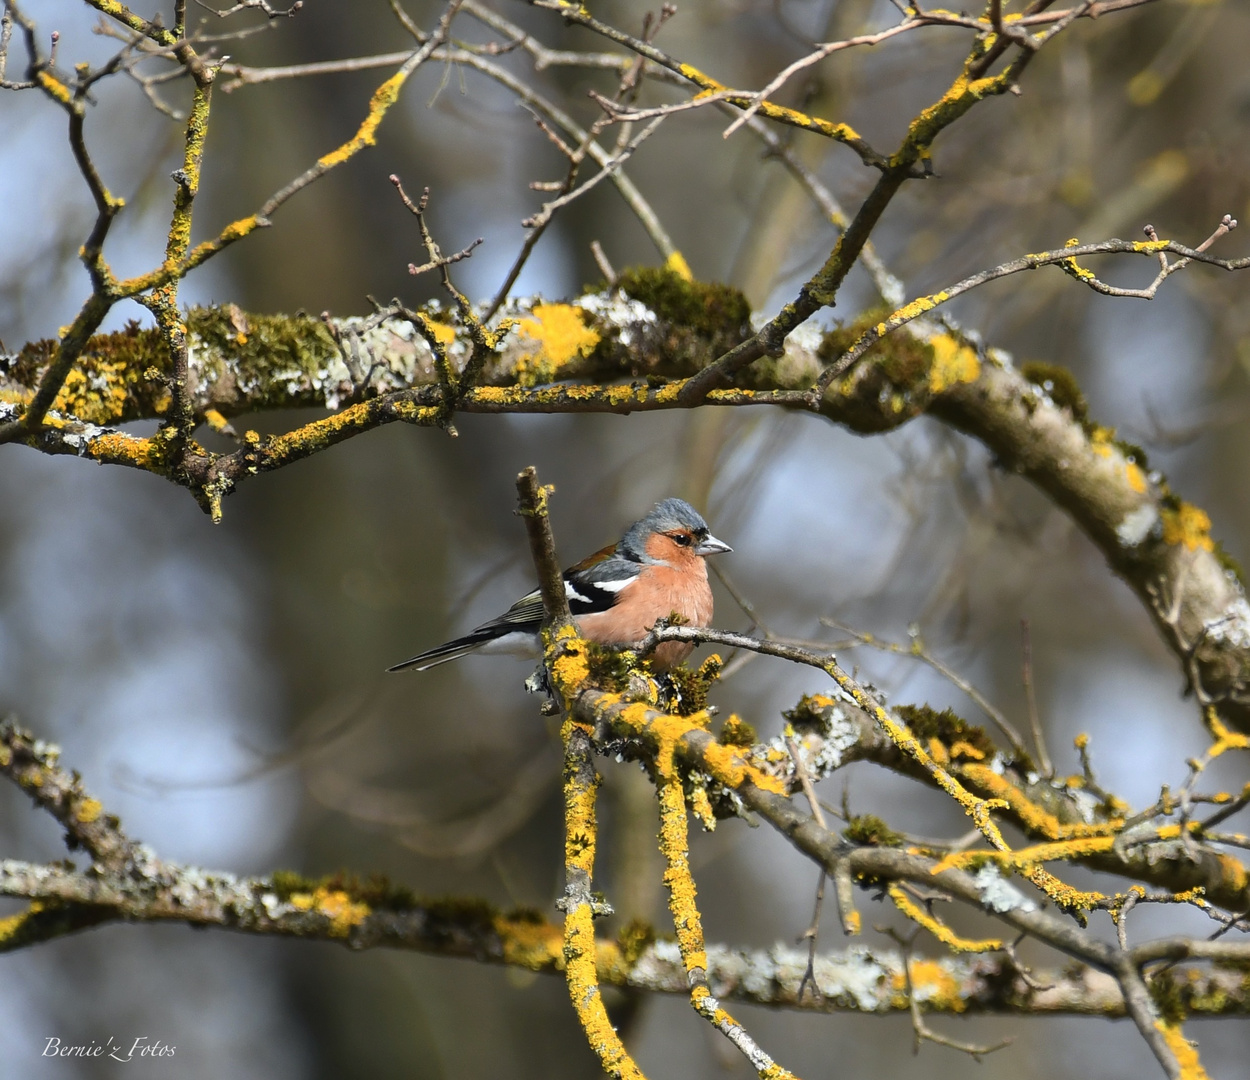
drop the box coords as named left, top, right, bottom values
left=575, top=559, right=712, bottom=671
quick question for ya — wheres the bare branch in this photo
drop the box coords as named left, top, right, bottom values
left=808, top=219, right=1245, bottom=405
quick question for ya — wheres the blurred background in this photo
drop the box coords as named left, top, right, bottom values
left=2, top=0, right=1249, bottom=1076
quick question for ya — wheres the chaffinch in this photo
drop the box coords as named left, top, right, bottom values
left=388, top=498, right=731, bottom=674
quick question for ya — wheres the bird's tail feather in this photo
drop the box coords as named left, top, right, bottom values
left=386, top=631, right=494, bottom=672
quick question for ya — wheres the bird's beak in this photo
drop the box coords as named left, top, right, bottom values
left=695, top=533, right=732, bottom=556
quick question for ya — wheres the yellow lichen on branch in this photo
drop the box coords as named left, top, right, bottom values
left=36, top=70, right=73, bottom=105
left=0, top=903, right=45, bottom=946
left=559, top=718, right=647, bottom=1080
left=317, top=69, right=409, bottom=169
left=655, top=741, right=796, bottom=1079
left=927, top=334, right=980, bottom=394
left=599, top=698, right=788, bottom=796
left=957, top=763, right=1124, bottom=840
left=888, top=884, right=1002, bottom=952
left=897, top=958, right=971, bottom=1014
left=163, top=81, right=213, bottom=264
left=515, top=305, right=601, bottom=387
left=665, top=252, right=694, bottom=281
left=49, top=361, right=137, bottom=425
left=1161, top=503, right=1216, bottom=553
left=288, top=887, right=370, bottom=937
left=892, top=65, right=1006, bottom=168
left=674, top=62, right=864, bottom=152
left=656, top=767, right=708, bottom=973
left=1203, top=715, right=1250, bottom=759
left=1154, top=1021, right=1211, bottom=1080
left=932, top=835, right=1117, bottom=875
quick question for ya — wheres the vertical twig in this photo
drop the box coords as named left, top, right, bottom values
left=1021, top=619, right=1053, bottom=777
left=517, top=468, right=644, bottom=1077
left=515, top=466, right=571, bottom=631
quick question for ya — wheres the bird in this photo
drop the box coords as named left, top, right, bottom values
left=388, top=498, right=731, bottom=674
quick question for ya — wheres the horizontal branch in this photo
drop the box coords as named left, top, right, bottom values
left=0, top=714, right=1208, bottom=1022
left=7, top=243, right=1250, bottom=727
left=7, top=855, right=1244, bottom=1017
left=0, top=718, right=1245, bottom=1020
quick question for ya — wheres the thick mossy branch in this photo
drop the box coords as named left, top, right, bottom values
left=9, top=852, right=1247, bottom=1017
left=6, top=273, right=1250, bottom=730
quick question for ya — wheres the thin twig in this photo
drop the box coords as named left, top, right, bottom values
left=807, top=217, right=1244, bottom=405
left=823, top=619, right=1032, bottom=763
left=786, top=736, right=829, bottom=1000
left=1020, top=619, right=1053, bottom=777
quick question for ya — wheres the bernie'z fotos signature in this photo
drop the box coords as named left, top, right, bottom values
left=42, top=1037, right=175, bottom=1062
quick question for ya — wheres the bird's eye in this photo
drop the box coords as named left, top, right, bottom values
left=672, top=532, right=692, bottom=546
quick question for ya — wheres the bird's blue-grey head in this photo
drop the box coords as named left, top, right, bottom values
left=620, top=498, right=732, bottom=562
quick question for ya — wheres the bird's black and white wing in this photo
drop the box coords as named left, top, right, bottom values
left=387, top=548, right=641, bottom=672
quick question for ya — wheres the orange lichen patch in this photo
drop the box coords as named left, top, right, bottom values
left=86, top=431, right=167, bottom=473
left=1213, top=853, right=1248, bottom=896
left=75, top=798, right=103, bottom=824
left=927, top=334, right=980, bottom=394
left=515, top=304, right=601, bottom=386
left=1161, top=503, right=1216, bottom=552
left=888, top=885, right=1001, bottom=953
left=428, top=320, right=456, bottom=347
left=1154, top=1021, right=1211, bottom=1080
left=288, top=887, right=370, bottom=937
left=1125, top=461, right=1148, bottom=494
left=904, top=958, right=969, bottom=1013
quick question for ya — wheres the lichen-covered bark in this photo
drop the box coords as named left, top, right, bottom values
left=5, top=268, right=1250, bottom=727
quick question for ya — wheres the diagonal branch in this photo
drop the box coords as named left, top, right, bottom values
left=808, top=219, right=1244, bottom=403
